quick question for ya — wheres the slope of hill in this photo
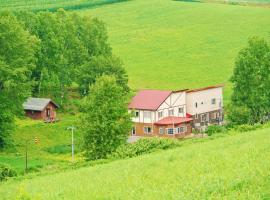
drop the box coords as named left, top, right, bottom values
left=1, top=128, right=270, bottom=199
left=86, top=0, right=270, bottom=101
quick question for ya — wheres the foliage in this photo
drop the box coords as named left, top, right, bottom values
left=110, top=137, right=180, bottom=159
left=45, top=144, right=71, bottom=154
left=77, top=55, right=129, bottom=95
left=226, top=104, right=252, bottom=125
left=230, top=37, right=270, bottom=124
left=1, top=128, right=270, bottom=199
left=0, top=164, right=17, bottom=181
left=0, top=13, right=39, bottom=149
left=80, top=75, right=132, bottom=160
left=205, top=125, right=226, bottom=136
left=233, top=123, right=263, bottom=132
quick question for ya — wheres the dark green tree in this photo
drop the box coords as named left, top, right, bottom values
left=0, top=13, right=39, bottom=148
left=80, top=75, right=132, bottom=160
left=230, top=37, right=270, bottom=124
left=77, top=55, right=129, bottom=95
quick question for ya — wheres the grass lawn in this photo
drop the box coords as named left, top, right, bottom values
left=0, top=128, right=269, bottom=199
left=84, top=0, right=270, bottom=102
left=0, top=114, right=81, bottom=174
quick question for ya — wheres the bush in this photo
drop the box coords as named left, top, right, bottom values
left=205, top=125, right=226, bottom=136
left=110, top=137, right=180, bottom=159
left=45, top=144, right=71, bottom=154
left=234, top=123, right=262, bottom=132
left=0, top=164, right=17, bottom=181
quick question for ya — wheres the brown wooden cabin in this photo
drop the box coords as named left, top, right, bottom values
left=23, top=98, right=59, bottom=122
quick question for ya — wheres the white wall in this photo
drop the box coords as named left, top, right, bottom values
left=130, top=91, right=187, bottom=123
left=156, top=91, right=186, bottom=121
left=186, top=87, right=223, bottom=115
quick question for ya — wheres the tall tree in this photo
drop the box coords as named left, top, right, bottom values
left=0, top=13, right=39, bottom=148
left=80, top=75, right=132, bottom=160
left=229, top=37, right=270, bottom=124
left=77, top=55, right=129, bottom=95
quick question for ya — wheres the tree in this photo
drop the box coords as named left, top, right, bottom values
left=77, top=55, right=129, bottom=95
left=230, top=37, right=270, bottom=124
left=0, top=13, right=39, bottom=149
left=80, top=75, right=132, bottom=160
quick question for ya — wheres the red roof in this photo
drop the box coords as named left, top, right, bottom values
left=128, top=90, right=172, bottom=110
left=186, top=113, right=192, bottom=118
left=155, top=116, right=193, bottom=125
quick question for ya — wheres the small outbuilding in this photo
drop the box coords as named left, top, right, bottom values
left=23, top=98, right=59, bottom=121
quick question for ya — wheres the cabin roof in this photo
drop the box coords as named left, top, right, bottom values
left=23, top=98, right=59, bottom=111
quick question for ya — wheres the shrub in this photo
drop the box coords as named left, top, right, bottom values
left=45, top=144, right=71, bottom=154
left=205, top=125, right=226, bottom=136
left=0, top=164, right=17, bottom=181
left=110, top=137, right=180, bottom=159
left=234, top=123, right=262, bottom=132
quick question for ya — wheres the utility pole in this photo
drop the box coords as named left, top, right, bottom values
left=67, top=126, right=75, bottom=162
left=25, top=140, right=28, bottom=174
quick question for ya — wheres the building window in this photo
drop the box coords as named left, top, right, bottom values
left=201, top=102, right=204, bottom=105
left=159, top=128, right=164, bottom=134
left=178, top=107, right=184, bottom=114
left=177, top=126, right=186, bottom=133
left=217, top=112, right=220, bottom=118
left=211, top=98, right=216, bottom=105
left=211, top=112, right=217, bottom=119
left=144, top=127, right=152, bottom=134
left=195, top=114, right=198, bottom=119
left=143, top=111, right=151, bottom=120
left=158, top=111, right=163, bottom=119
left=135, top=111, right=139, bottom=118
left=169, top=109, right=174, bottom=116
left=195, top=102, right=198, bottom=108
left=131, top=127, right=136, bottom=135
left=201, top=114, right=206, bottom=122
left=166, top=128, right=174, bottom=135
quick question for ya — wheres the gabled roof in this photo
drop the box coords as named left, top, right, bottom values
left=154, top=116, right=193, bottom=125
left=23, top=98, right=59, bottom=111
left=128, top=90, right=172, bottom=111
left=187, top=84, right=224, bottom=93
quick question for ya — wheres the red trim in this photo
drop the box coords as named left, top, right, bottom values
left=187, top=84, right=224, bottom=93
left=155, top=116, right=193, bottom=126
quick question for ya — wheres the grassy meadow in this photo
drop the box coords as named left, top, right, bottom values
left=0, top=128, right=270, bottom=199
left=0, top=115, right=81, bottom=174
left=84, top=0, right=270, bottom=101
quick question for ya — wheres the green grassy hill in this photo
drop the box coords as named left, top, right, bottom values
left=85, top=0, right=270, bottom=101
left=0, top=128, right=270, bottom=199
left=0, top=115, right=81, bottom=174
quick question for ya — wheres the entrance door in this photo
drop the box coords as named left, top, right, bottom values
left=46, top=108, right=51, bottom=118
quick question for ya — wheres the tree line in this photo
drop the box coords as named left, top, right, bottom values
left=0, top=9, right=131, bottom=153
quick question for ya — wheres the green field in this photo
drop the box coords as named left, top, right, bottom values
left=84, top=0, right=270, bottom=101
left=0, top=128, right=269, bottom=199
left=0, top=0, right=128, bottom=11
left=0, top=115, right=82, bottom=174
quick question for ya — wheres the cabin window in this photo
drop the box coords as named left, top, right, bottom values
left=211, top=98, right=216, bottom=105
left=135, top=111, right=139, bottom=118
left=195, top=114, right=198, bottom=119
left=178, top=107, right=184, bottom=114
left=169, top=109, right=174, bottom=116
left=144, top=127, right=152, bottom=134
left=159, top=128, right=164, bottom=134
left=195, top=102, right=198, bottom=108
left=158, top=111, right=163, bottom=119
left=166, top=128, right=174, bottom=135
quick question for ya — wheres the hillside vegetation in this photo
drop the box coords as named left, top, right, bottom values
left=86, top=0, right=270, bottom=101
left=0, top=0, right=129, bottom=11
left=0, top=128, right=270, bottom=199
